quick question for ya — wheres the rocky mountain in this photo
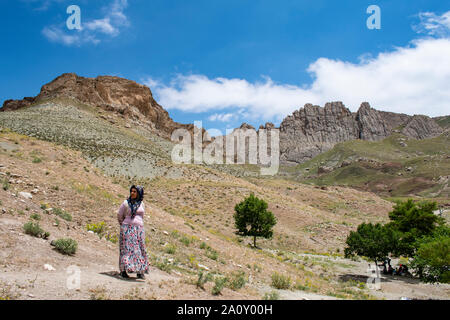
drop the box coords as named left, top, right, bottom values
left=280, top=101, right=444, bottom=165
left=1, top=73, right=446, bottom=168
left=1, top=73, right=192, bottom=140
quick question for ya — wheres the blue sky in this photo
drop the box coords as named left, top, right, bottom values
left=0, top=0, right=449, bottom=134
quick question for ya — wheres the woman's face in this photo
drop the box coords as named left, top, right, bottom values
left=130, top=188, right=138, bottom=200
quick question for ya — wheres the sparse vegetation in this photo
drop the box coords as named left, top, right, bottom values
left=53, top=207, right=72, bottom=221
left=23, top=221, right=49, bottom=239
left=263, top=291, right=280, bottom=300
left=52, top=238, right=78, bottom=255
left=0, top=281, right=20, bottom=300
left=206, top=247, right=219, bottom=260
left=212, top=276, right=227, bottom=295
left=32, top=156, right=42, bottom=163
left=196, top=271, right=212, bottom=290
left=271, top=272, right=291, bottom=290
left=154, top=257, right=172, bottom=273
left=164, top=243, right=177, bottom=254
left=86, top=221, right=106, bottom=238
left=2, top=177, right=9, bottom=191
left=30, top=213, right=41, bottom=221
left=227, top=271, right=247, bottom=290
left=89, top=286, right=110, bottom=300
left=180, top=235, right=191, bottom=246
left=105, top=233, right=118, bottom=244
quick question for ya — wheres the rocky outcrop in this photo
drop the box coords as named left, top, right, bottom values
left=355, top=102, right=390, bottom=140
left=401, top=115, right=444, bottom=139
left=280, top=102, right=359, bottom=164
left=1, top=73, right=191, bottom=139
left=280, top=101, right=444, bottom=164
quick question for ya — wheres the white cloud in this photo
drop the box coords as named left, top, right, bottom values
left=84, top=18, right=117, bottom=35
left=413, top=11, right=450, bottom=37
left=21, top=0, right=65, bottom=11
left=208, top=113, right=235, bottom=122
left=42, top=0, right=129, bottom=46
left=143, top=12, right=450, bottom=120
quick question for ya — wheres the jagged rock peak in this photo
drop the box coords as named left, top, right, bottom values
left=279, top=101, right=444, bottom=164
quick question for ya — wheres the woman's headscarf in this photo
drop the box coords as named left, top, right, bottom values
left=127, top=185, right=144, bottom=218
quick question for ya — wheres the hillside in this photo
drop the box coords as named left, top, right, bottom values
left=279, top=132, right=450, bottom=204
left=1, top=126, right=449, bottom=300
left=434, top=116, right=450, bottom=130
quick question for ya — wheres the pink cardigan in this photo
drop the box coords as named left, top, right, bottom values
left=117, top=200, right=145, bottom=227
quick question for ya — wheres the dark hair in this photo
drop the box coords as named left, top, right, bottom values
left=129, top=185, right=144, bottom=201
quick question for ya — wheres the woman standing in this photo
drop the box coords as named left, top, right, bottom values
left=117, top=185, right=149, bottom=279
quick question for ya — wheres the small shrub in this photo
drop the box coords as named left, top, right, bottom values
left=52, top=238, right=78, bottom=255
left=30, top=213, right=41, bottom=221
left=206, top=248, right=219, bottom=260
left=53, top=208, right=72, bottom=221
left=32, top=157, right=42, bottom=163
left=105, top=233, right=118, bottom=244
left=295, top=283, right=310, bottom=291
left=188, top=254, right=198, bottom=268
left=2, top=179, right=9, bottom=191
left=271, top=272, right=291, bottom=290
left=165, top=243, right=177, bottom=254
left=155, top=258, right=172, bottom=273
left=89, top=286, right=110, bottom=300
left=180, top=236, right=191, bottom=246
left=86, top=221, right=106, bottom=238
left=263, top=291, right=280, bottom=300
left=196, top=271, right=212, bottom=290
left=227, top=271, right=246, bottom=290
left=0, top=280, right=21, bottom=300
left=212, top=276, right=227, bottom=295
left=199, top=241, right=207, bottom=249
left=23, top=222, right=47, bottom=238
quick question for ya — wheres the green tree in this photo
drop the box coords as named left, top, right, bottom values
left=410, top=226, right=450, bottom=283
left=344, top=223, right=398, bottom=275
left=386, top=199, right=444, bottom=257
left=234, top=193, right=277, bottom=248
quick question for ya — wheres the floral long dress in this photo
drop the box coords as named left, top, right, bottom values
left=117, top=200, right=149, bottom=273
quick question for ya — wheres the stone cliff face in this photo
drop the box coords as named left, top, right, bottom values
left=280, top=101, right=444, bottom=165
left=279, top=102, right=359, bottom=164
left=1, top=73, right=190, bottom=139
left=401, top=115, right=444, bottom=140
